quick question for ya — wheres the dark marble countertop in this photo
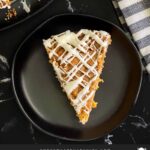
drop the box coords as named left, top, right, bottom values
left=0, top=0, right=150, bottom=144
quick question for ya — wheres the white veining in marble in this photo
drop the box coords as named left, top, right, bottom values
left=129, top=115, right=150, bottom=129
left=0, top=78, right=11, bottom=84
left=0, top=118, right=17, bottom=133
left=119, top=122, right=126, bottom=128
left=119, top=122, right=127, bottom=131
left=0, top=55, right=9, bottom=68
left=137, top=147, right=147, bottom=150
left=129, top=133, right=136, bottom=144
left=104, top=134, right=114, bottom=145
left=29, top=123, right=37, bottom=143
left=0, top=97, right=13, bottom=103
left=0, top=54, right=13, bottom=104
left=66, top=0, right=74, bottom=12
left=21, top=0, right=31, bottom=13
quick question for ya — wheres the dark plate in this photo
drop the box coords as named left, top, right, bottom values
left=12, top=14, right=142, bottom=141
left=0, top=0, right=53, bottom=31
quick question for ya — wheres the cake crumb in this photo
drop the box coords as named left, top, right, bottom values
left=5, top=8, right=17, bottom=20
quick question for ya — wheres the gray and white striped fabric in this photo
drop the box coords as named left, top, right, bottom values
left=112, top=0, right=150, bottom=74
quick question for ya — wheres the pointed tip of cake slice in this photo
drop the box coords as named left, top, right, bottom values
left=78, top=100, right=98, bottom=125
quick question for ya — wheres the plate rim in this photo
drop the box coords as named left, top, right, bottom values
left=11, top=13, right=143, bottom=141
left=0, top=0, right=54, bottom=32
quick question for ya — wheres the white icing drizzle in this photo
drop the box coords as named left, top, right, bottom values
left=52, top=63, right=63, bottom=81
left=43, top=29, right=111, bottom=115
left=64, top=77, right=83, bottom=95
left=0, top=0, right=11, bottom=9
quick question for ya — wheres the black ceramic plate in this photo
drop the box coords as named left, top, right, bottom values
left=12, top=14, right=142, bottom=141
left=0, top=0, right=53, bottom=31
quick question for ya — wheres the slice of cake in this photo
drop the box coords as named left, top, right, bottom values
left=43, top=29, right=111, bottom=124
left=0, top=0, right=12, bottom=9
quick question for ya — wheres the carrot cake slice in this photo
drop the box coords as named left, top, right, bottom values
left=43, top=29, right=111, bottom=124
left=0, top=0, right=12, bottom=9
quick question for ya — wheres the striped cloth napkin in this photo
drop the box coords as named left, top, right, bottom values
left=112, top=0, right=150, bottom=74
